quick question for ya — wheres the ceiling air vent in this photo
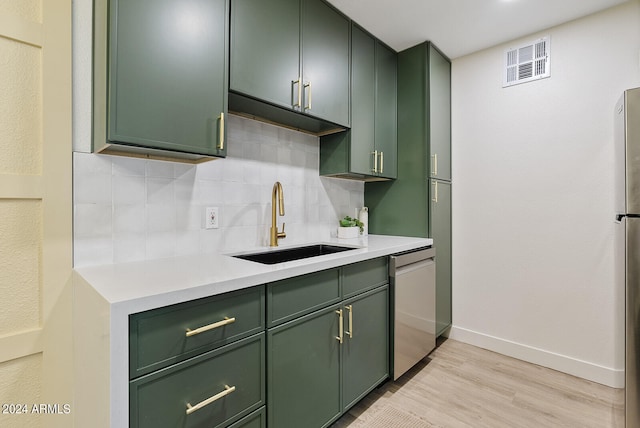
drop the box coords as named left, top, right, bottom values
left=503, top=36, right=550, bottom=87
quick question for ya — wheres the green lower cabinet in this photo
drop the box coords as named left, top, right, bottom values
left=267, top=304, right=342, bottom=428
left=267, top=281, right=390, bottom=426
left=342, top=286, right=389, bottom=410
left=431, top=180, right=452, bottom=336
left=130, top=334, right=265, bottom=428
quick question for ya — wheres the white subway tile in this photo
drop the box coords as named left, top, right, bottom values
left=73, top=115, right=363, bottom=265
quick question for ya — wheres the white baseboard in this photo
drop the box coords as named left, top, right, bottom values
left=446, top=326, right=624, bottom=389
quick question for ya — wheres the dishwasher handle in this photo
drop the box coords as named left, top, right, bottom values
left=389, top=247, right=435, bottom=274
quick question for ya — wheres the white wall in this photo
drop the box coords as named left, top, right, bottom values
left=450, top=0, right=640, bottom=387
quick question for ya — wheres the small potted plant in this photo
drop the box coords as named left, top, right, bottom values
left=338, top=216, right=363, bottom=238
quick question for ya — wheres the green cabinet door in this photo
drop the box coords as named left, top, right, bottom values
left=267, top=305, right=342, bottom=428
left=429, top=45, right=451, bottom=181
left=430, top=180, right=451, bottom=335
left=230, top=0, right=349, bottom=128
left=108, top=0, right=228, bottom=156
left=301, top=0, right=350, bottom=126
left=319, top=25, right=397, bottom=180
left=230, top=0, right=300, bottom=110
left=349, top=25, right=376, bottom=176
left=342, top=286, right=389, bottom=410
left=375, top=41, right=398, bottom=179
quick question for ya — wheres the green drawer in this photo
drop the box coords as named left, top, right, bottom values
left=342, top=257, right=388, bottom=298
left=129, top=286, right=265, bottom=379
left=130, top=333, right=265, bottom=428
left=267, top=268, right=340, bottom=327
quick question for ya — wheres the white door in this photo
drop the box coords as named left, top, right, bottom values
left=0, top=1, right=72, bottom=427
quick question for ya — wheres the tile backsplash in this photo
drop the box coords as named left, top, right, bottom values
left=73, top=114, right=364, bottom=267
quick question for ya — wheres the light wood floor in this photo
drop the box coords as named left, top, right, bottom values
left=332, top=338, right=624, bottom=428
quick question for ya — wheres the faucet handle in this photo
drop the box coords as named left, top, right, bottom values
left=278, top=222, right=286, bottom=239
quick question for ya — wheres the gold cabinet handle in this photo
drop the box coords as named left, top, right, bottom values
left=304, top=81, right=311, bottom=110
left=292, top=78, right=302, bottom=108
left=380, top=151, right=384, bottom=174
left=432, top=153, right=438, bottom=176
left=186, top=385, right=236, bottom=415
left=217, top=112, right=225, bottom=151
left=431, top=180, right=438, bottom=203
left=185, top=317, right=235, bottom=337
left=344, top=305, right=353, bottom=339
left=371, top=150, right=378, bottom=173
left=336, top=309, right=343, bottom=344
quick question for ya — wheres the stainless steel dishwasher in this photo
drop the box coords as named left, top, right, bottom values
left=390, top=247, right=436, bottom=380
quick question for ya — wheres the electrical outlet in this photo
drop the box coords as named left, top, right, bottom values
left=205, top=207, right=219, bottom=229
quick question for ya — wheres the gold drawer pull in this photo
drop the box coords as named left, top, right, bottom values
left=345, top=305, right=353, bottom=338
left=336, top=309, right=343, bottom=344
left=185, top=317, right=236, bottom=337
left=292, top=78, right=302, bottom=108
left=304, top=81, right=311, bottom=110
left=431, top=180, right=438, bottom=203
left=217, top=112, right=225, bottom=151
left=371, top=150, right=378, bottom=173
left=186, top=385, right=236, bottom=415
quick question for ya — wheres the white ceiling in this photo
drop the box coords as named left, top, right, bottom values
left=325, top=0, right=629, bottom=59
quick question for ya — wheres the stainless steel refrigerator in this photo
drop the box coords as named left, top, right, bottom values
left=616, top=87, right=640, bottom=428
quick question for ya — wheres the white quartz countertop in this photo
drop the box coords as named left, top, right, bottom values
left=74, top=235, right=432, bottom=315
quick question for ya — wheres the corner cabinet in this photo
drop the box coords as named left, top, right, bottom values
left=365, top=42, right=452, bottom=336
left=266, top=258, right=389, bottom=428
left=93, top=0, right=229, bottom=161
left=229, top=0, right=350, bottom=132
left=320, top=24, right=397, bottom=180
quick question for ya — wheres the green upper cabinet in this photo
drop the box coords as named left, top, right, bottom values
left=374, top=41, right=398, bottom=179
left=320, top=24, right=397, bottom=180
left=301, top=0, right=350, bottom=127
left=345, top=25, right=375, bottom=176
left=429, top=44, right=452, bottom=181
left=229, top=0, right=350, bottom=131
left=229, top=0, right=300, bottom=112
left=96, top=0, right=229, bottom=160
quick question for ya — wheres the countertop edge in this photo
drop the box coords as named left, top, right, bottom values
left=74, top=235, right=433, bottom=315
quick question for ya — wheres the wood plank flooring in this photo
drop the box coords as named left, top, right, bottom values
left=332, top=338, right=624, bottom=428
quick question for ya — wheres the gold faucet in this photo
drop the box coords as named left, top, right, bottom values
left=270, top=181, right=286, bottom=247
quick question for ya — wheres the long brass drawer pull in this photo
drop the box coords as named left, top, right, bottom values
left=432, top=153, right=438, bottom=176
left=336, top=309, right=343, bottom=344
left=217, top=112, right=225, bottom=151
left=431, top=180, right=438, bottom=203
left=345, top=305, right=353, bottom=338
left=380, top=151, right=384, bottom=174
left=186, top=385, right=236, bottom=415
left=304, top=81, right=311, bottom=110
left=371, top=150, right=378, bottom=173
left=292, top=78, right=302, bottom=108
left=185, top=317, right=236, bottom=337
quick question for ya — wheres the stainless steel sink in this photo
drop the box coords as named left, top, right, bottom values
left=232, top=244, right=357, bottom=265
